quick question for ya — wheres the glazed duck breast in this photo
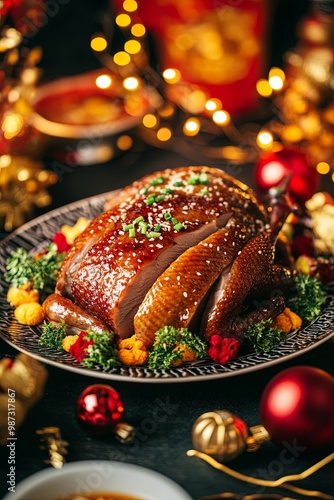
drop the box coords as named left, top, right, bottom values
left=44, top=166, right=272, bottom=340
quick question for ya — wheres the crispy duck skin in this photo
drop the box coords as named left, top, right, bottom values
left=57, top=166, right=268, bottom=297
left=43, top=294, right=109, bottom=333
left=202, top=189, right=294, bottom=341
left=53, top=166, right=269, bottom=339
left=134, top=224, right=249, bottom=347
left=69, top=197, right=232, bottom=338
left=201, top=232, right=286, bottom=340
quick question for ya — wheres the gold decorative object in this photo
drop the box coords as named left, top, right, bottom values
left=200, top=493, right=298, bottom=499
left=0, top=20, right=57, bottom=232
left=0, top=353, right=48, bottom=445
left=305, top=192, right=334, bottom=256
left=0, top=155, right=58, bottom=231
left=187, top=449, right=334, bottom=499
left=114, top=421, right=136, bottom=443
left=191, top=410, right=270, bottom=462
left=36, top=426, right=69, bottom=469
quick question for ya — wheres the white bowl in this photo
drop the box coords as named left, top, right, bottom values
left=2, top=460, right=194, bottom=500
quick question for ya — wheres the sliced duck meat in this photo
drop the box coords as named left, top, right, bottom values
left=70, top=200, right=233, bottom=338
left=134, top=224, right=249, bottom=347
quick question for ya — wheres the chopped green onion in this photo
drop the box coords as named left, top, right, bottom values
left=200, top=188, right=208, bottom=196
left=145, top=194, right=156, bottom=205
left=164, top=212, right=172, bottom=220
left=161, top=188, right=173, bottom=194
left=155, top=195, right=165, bottom=202
left=150, top=176, right=165, bottom=186
left=154, top=224, right=161, bottom=231
left=171, top=217, right=178, bottom=225
left=123, top=223, right=134, bottom=231
left=129, top=228, right=136, bottom=237
left=173, top=181, right=183, bottom=187
left=187, top=175, right=200, bottom=185
left=174, top=222, right=184, bottom=231
left=133, top=216, right=144, bottom=224
left=146, top=231, right=161, bottom=239
left=199, top=172, right=209, bottom=184
left=140, top=187, right=148, bottom=194
left=138, top=221, right=148, bottom=234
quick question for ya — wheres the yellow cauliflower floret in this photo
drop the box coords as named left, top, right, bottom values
left=273, top=307, right=302, bottom=333
left=171, top=343, right=197, bottom=367
left=61, top=217, right=90, bottom=245
left=14, top=302, right=45, bottom=326
left=7, top=286, right=39, bottom=307
left=62, top=335, right=79, bottom=352
left=117, top=335, right=149, bottom=366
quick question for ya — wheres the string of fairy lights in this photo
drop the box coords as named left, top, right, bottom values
left=0, top=1, right=333, bottom=186
left=89, top=0, right=334, bottom=183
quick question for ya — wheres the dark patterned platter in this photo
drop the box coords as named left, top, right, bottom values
left=1, top=194, right=334, bottom=383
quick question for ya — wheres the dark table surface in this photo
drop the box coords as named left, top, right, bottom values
left=1, top=144, right=334, bottom=500
left=0, top=336, right=334, bottom=500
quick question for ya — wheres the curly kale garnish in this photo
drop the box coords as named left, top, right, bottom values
left=39, top=321, right=67, bottom=350
left=244, top=319, right=286, bottom=354
left=287, top=273, right=327, bottom=322
left=148, top=326, right=207, bottom=369
left=82, top=331, right=120, bottom=370
left=5, top=243, right=66, bottom=299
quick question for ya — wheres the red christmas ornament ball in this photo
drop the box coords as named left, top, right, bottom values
left=254, top=147, right=319, bottom=204
left=76, top=384, right=125, bottom=436
left=260, top=366, right=334, bottom=451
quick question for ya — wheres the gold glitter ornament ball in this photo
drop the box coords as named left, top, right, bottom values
left=191, top=410, right=248, bottom=462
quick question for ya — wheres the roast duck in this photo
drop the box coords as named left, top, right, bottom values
left=43, top=166, right=294, bottom=348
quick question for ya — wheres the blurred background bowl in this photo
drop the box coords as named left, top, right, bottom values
left=28, top=70, right=161, bottom=165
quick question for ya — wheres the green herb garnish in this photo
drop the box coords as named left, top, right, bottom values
left=82, top=331, right=120, bottom=370
left=144, top=194, right=156, bottom=205
left=5, top=243, right=66, bottom=299
left=244, top=319, right=285, bottom=354
left=287, top=273, right=327, bottom=322
left=173, top=222, right=184, bottom=231
left=148, top=326, right=207, bottom=369
left=150, top=176, right=165, bottom=186
left=39, top=321, right=67, bottom=349
left=146, top=231, right=161, bottom=239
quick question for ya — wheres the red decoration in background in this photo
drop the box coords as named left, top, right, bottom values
left=3, top=0, right=45, bottom=36
left=117, top=0, right=267, bottom=116
left=260, top=366, right=334, bottom=451
left=76, top=384, right=125, bottom=437
left=254, top=147, right=319, bottom=204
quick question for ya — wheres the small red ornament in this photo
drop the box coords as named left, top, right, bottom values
left=76, top=384, right=125, bottom=437
left=254, top=147, right=319, bottom=204
left=260, top=366, right=334, bottom=451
